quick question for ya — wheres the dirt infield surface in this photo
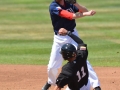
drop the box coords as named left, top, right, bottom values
left=0, top=65, right=120, bottom=90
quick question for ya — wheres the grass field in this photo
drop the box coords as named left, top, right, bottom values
left=0, top=0, right=120, bottom=66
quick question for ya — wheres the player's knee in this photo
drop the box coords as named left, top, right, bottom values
left=47, top=67, right=58, bottom=73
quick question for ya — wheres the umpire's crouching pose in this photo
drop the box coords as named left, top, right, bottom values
left=54, top=29, right=92, bottom=90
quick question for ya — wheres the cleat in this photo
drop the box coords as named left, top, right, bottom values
left=42, top=82, right=51, bottom=90
left=93, top=86, right=101, bottom=90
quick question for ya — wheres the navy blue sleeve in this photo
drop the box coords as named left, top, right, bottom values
left=49, top=3, right=62, bottom=16
left=72, top=4, right=79, bottom=13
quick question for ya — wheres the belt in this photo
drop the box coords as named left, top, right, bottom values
left=55, top=30, right=74, bottom=35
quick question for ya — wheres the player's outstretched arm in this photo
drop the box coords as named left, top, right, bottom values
left=58, top=28, right=84, bottom=44
left=67, top=31, right=84, bottom=44
left=73, top=10, right=96, bottom=19
left=59, top=9, right=96, bottom=20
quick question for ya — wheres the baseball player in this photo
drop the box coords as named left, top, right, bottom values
left=54, top=30, right=90, bottom=90
left=42, top=0, right=101, bottom=90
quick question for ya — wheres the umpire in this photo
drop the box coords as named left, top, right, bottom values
left=53, top=28, right=101, bottom=90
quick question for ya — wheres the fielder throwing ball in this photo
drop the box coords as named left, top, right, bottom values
left=42, top=0, right=101, bottom=90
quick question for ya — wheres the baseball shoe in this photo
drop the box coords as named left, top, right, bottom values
left=42, top=82, right=51, bottom=90
left=93, top=86, right=101, bottom=90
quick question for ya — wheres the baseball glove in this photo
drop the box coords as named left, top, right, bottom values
left=65, top=0, right=76, bottom=4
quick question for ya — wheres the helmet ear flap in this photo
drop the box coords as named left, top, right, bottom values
left=72, top=52, right=76, bottom=57
left=61, top=51, right=75, bottom=60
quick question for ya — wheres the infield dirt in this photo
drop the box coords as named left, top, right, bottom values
left=0, top=65, right=120, bottom=90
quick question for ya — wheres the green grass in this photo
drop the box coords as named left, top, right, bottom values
left=0, top=0, right=120, bottom=66
left=0, top=40, right=52, bottom=65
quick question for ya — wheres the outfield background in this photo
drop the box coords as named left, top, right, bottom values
left=0, top=0, right=120, bottom=66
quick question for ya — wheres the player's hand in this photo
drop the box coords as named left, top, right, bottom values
left=58, top=28, right=68, bottom=36
left=83, top=10, right=96, bottom=16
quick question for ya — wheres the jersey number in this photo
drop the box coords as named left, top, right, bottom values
left=76, top=66, right=86, bottom=82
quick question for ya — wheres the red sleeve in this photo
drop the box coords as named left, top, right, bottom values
left=59, top=10, right=73, bottom=20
